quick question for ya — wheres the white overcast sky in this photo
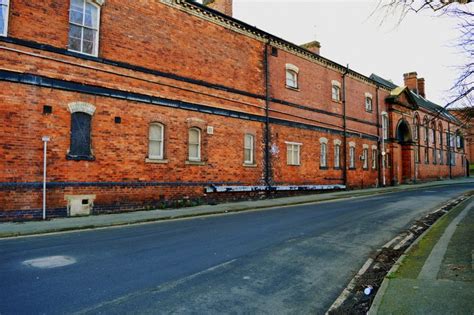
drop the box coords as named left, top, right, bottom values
left=229, top=0, right=465, bottom=106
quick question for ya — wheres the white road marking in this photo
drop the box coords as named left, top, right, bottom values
left=23, top=256, right=76, bottom=269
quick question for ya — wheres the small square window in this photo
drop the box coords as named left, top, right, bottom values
left=43, top=105, right=53, bottom=115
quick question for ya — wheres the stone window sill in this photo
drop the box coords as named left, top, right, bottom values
left=146, top=158, right=168, bottom=164
left=186, top=160, right=206, bottom=166
left=285, top=85, right=300, bottom=91
left=243, top=163, right=257, bottom=168
left=66, top=154, right=95, bottom=161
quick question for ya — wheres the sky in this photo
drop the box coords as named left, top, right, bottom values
left=229, top=0, right=465, bottom=106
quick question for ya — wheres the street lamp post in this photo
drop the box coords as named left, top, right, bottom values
left=42, top=136, right=50, bottom=220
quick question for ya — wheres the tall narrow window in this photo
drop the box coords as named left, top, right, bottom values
left=320, top=143, right=327, bottom=168
left=285, top=64, right=299, bottom=89
left=69, top=112, right=93, bottom=159
left=148, top=123, right=164, bottom=160
left=286, top=142, right=301, bottom=166
left=69, top=0, right=100, bottom=56
left=365, top=93, right=373, bottom=112
left=363, top=148, right=369, bottom=169
left=67, top=102, right=95, bottom=160
left=188, top=128, right=201, bottom=161
left=415, top=147, right=420, bottom=163
left=413, top=116, right=419, bottom=141
left=0, top=0, right=9, bottom=37
left=424, top=147, right=429, bottom=164
left=244, top=134, right=255, bottom=165
left=332, top=81, right=341, bottom=102
left=382, top=114, right=389, bottom=140
left=349, top=146, right=355, bottom=168
left=424, top=118, right=429, bottom=144
left=334, top=144, right=341, bottom=169
left=372, top=149, right=377, bottom=169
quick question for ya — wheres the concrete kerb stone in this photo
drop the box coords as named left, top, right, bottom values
left=1, top=179, right=473, bottom=239
left=367, top=195, right=474, bottom=315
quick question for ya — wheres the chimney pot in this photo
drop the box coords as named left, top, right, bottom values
left=202, top=0, right=233, bottom=17
left=403, top=71, right=419, bottom=94
left=300, top=40, right=321, bottom=55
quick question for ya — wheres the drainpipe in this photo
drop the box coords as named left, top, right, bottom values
left=375, top=86, right=382, bottom=187
left=42, top=136, right=50, bottom=220
left=263, top=40, right=271, bottom=188
left=342, top=65, right=349, bottom=188
left=448, top=122, right=452, bottom=179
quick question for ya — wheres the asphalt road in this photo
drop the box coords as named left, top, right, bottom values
left=1, top=183, right=473, bottom=315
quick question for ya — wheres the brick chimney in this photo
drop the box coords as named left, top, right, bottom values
left=300, top=40, right=321, bottom=55
left=417, top=78, right=426, bottom=98
left=203, top=0, right=233, bottom=17
left=403, top=72, right=419, bottom=94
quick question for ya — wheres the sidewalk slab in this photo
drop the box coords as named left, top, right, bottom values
left=372, top=197, right=474, bottom=314
left=1, top=178, right=473, bottom=239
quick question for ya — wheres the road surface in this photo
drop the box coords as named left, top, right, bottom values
left=1, top=183, right=473, bottom=314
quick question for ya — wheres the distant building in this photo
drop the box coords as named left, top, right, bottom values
left=0, top=0, right=468, bottom=221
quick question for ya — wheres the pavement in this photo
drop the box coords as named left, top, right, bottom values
left=1, top=177, right=474, bottom=239
left=369, top=194, right=474, bottom=314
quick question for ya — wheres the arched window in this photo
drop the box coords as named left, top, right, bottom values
left=332, top=80, right=341, bottom=102
left=68, top=0, right=102, bottom=56
left=413, top=115, right=419, bottom=141
left=0, top=0, right=10, bottom=37
left=188, top=128, right=201, bottom=161
left=365, top=93, right=373, bottom=112
left=285, top=64, right=299, bottom=89
left=148, top=123, right=164, bottom=160
left=334, top=140, right=341, bottom=169
left=362, top=146, right=369, bottom=169
left=67, top=102, right=96, bottom=160
left=349, top=142, right=356, bottom=169
left=320, top=138, right=328, bottom=168
left=424, top=117, right=429, bottom=144
left=382, top=114, right=389, bottom=140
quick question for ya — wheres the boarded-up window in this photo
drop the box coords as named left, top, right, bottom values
left=69, top=112, right=92, bottom=159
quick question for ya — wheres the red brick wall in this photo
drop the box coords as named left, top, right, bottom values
left=0, top=0, right=468, bottom=220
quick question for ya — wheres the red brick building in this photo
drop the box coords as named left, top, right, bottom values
left=0, top=0, right=468, bottom=221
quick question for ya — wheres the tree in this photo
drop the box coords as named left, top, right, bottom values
left=375, top=1, right=473, bottom=111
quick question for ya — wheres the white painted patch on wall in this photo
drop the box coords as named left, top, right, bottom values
left=22, top=256, right=76, bottom=269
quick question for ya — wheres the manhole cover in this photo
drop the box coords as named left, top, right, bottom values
left=23, top=256, right=76, bottom=269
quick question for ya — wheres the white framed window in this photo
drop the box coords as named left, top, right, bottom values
left=320, top=143, right=327, bottom=167
left=334, top=144, right=341, bottom=168
left=372, top=148, right=377, bottom=169
left=244, top=134, right=255, bottom=165
left=363, top=148, right=369, bottom=169
left=285, top=64, right=299, bottom=89
left=413, top=116, right=419, bottom=141
left=286, top=142, right=301, bottom=166
left=0, top=0, right=9, bottom=37
left=332, top=80, right=341, bottom=102
left=188, top=127, right=201, bottom=161
left=68, top=0, right=101, bottom=56
left=382, top=114, right=389, bottom=140
left=349, top=145, right=356, bottom=168
left=148, top=123, right=164, bottom=160
left=415, top=147, right=420, bottom=163
left=365, top=93, right=373, bottom=112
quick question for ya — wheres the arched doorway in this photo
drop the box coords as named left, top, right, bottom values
left=397, top=119, right=414, bottom=183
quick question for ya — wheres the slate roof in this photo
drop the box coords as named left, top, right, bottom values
left=370, top=74, right=460, bottom=124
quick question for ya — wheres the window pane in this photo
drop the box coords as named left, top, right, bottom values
left=244, top=134, right=253, bottom=148
left=69, top=24, right=82, bottom=39
left=83, top=40, right=94, bottom=55
left=189, top=144, right=199, bottom=159
left=68, top=37, right=82, bottom=53
left=244, top=149, right=251, bottom=162
left=0, top=5, right=6, bottom=35
left=293, top=147, right=299, bottom=164
left=149, top=125, right=162, bottom=141
left=189, top=129, right=199, bottom=144
left=70, top=0, right=84, bottom=24
left=85, top=3, right=98, bottom=28
left=149, top=140, right=162, bottom=158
